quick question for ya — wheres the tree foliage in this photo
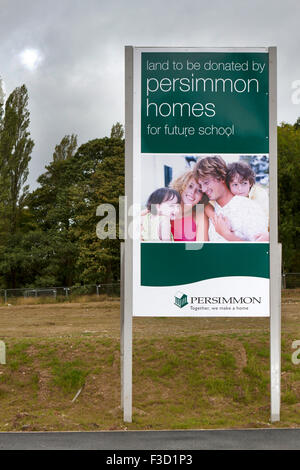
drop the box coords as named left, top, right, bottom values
left=278, top=122, right=300, bottom=272
left=110, top=121, right=124, bottom=139
left=0, top=77, right=4, bottom=129
left=0, top=84, right=34, bottom=287
left=0, top=84, right=34, bottom=235
left=74, top=135, right=124, bottom=283
left=1, top=84, right=300, bottom=291
left=53, top=134, right=77, bottom=162
left=25, top=130, right=124, bottom=287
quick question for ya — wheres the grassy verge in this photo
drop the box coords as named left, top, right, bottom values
left=0, top=291, right=299, bottom=430
left=0, top=294, right=119, bottom=306
left=0, top=323, right=299, bottom=431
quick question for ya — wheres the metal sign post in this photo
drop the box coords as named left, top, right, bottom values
left=121, top=46, right=134, bottom=423
left=269, top=47, right=281, bottom=422
left=122, top=45, right=280, bottom=424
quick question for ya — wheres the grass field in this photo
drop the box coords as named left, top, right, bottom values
left=0, top=290, right=299, bottom=431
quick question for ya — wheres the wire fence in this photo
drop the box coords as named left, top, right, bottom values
left=0, top=274, right=299, bottom=304
left=0, top=283, right=120, bottom=304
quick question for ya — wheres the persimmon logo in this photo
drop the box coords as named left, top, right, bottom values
left=174, top=291, right=188, bottom=308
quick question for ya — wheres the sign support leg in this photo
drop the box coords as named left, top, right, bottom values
left=120, top=242, right=124, bottom=411
left=123, top=45, right=134, bottom=423
left=269, top=46, right=280, bottom=423
left=270, top=243, right=281, bottom=422
left=120, top=242, right=132, bottom=422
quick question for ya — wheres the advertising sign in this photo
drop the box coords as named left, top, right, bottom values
left=130, top=47, right=271, bottom=317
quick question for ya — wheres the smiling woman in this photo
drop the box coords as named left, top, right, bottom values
left=169, top=170, right=209, bottom=241
left=19, top=48, right=42, bottom=70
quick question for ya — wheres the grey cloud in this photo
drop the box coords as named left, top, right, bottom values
left=0, top=0, right=300, bottom=188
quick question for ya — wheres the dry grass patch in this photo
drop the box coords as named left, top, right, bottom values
left=0, top=290, right=299, bottom=430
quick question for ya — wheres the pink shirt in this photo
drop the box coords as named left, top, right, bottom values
left=171, top=215, right=197, bottom=241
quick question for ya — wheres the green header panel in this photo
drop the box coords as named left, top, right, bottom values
left=141, top=52, right=269, bottom=154
left=141, top=243, right=269, bottom=286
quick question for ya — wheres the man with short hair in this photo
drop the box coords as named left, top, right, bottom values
left=193, top=156, right=268, bottom=241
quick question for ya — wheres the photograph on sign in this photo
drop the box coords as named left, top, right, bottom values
left=140, top=154, right=269, bottom=242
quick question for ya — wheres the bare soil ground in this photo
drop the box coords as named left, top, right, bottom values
left=0, top=290, right=299, bottom=431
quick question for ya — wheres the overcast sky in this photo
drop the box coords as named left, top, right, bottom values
left=1, top=0, right=300, bottom=189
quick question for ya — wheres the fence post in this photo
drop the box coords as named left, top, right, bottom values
left=0, top=341, right=6, bottom=365
left=282, top=273, right=286, bottom=289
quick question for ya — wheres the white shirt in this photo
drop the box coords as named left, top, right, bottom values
left=249, top=184, right=269, bottom=217
left=208, top=195, right=268, bottom=242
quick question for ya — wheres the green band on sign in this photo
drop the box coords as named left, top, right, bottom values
left=141, top=52, right=269, bottom=154
left=141, top=243, right=269, bottom=286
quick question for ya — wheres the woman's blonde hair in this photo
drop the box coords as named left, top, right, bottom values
left=169, top=170, right=196, bottom=193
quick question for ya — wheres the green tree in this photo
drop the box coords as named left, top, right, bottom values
left=1, top=121, right=125, bottom=288
left=72, top=126, right=125, bottom=284
left=0, top=85, right=34, bottom=287
left=27, top=126, right=124, bottom=286
left=0, top=77, right=4, bottom=129
left=293, top=117, right=300, bottom=131
left=0, top=77, right=6, bottom=240
left=0, top=84, right=34, bottom=235
left=27, top=140, right=80, bottom=286
left=27, top=134, right=78, bottom=235
left=110, top=121, right=124, bottom=139
left=53, top=134, right=77, bottom=162
left=278, top=121, right=300, bottom=272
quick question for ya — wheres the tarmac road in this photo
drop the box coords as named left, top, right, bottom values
left=0, top=428, right=299, bottom=450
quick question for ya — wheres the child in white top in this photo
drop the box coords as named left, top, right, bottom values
left=226, top=161, right=268, bottom=216
left=225, top=161, right=269, bottom=241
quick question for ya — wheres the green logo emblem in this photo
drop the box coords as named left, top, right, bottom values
left=174, top=291, right=188, bottom=308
